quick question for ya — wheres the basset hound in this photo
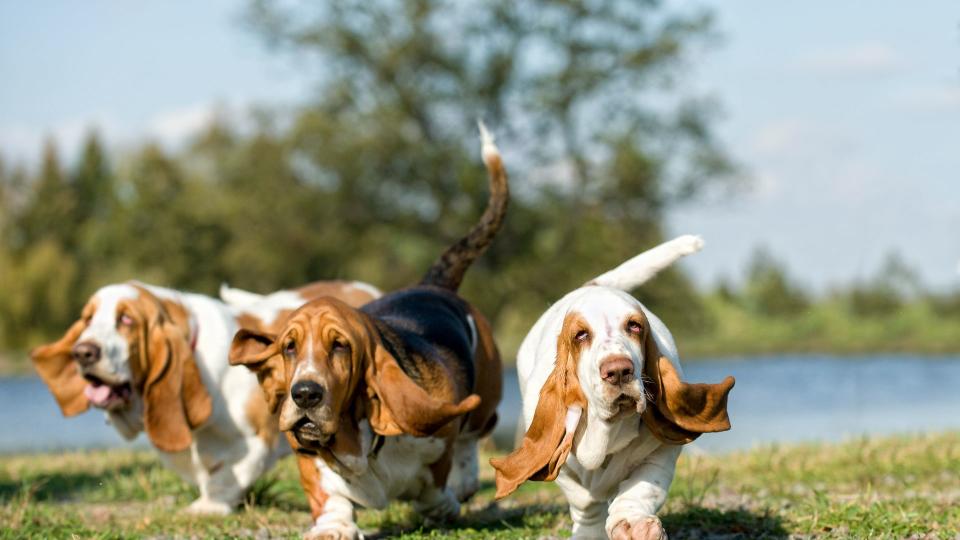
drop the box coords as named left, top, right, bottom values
left=491, top=235, right=735, bottom=540
left=31, top=279, right=380, bottom=515
left=229, top=125, right=506, bottom=539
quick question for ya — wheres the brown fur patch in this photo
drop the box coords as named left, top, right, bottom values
left=463, top=306, right=502, bottom=437
left=288, top=433, right=330, bottom=520
left=245, top=386, right=278, bottom=447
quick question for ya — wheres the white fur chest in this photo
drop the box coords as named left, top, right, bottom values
left=317, top=434, right=447, bottom=509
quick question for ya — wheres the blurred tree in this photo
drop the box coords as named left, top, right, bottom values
left=16, top=140, right=74, bottom=251
left=741, top=247, right=810, bottom=317
left=846, top=252, right=918, bottom=317
left=244, top=0, right=739, bottom=344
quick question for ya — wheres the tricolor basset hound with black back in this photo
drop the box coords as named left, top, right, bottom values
left=31, top=279, right=380, bottom=515
left=229, top=125, right=506, bottom=540
left=491, top=236, right=735, bottom=540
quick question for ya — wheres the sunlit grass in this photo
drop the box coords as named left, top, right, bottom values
left=2, top=432, right=958, bottom=538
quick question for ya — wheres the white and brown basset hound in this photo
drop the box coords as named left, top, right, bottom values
left=491, top=235, right=735, bottom=540
left=31, top=279, right=380, bottom=515
left=229, top=125, right=506, bottom=539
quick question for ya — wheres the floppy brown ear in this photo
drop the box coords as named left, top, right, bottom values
left=141, top=304, right=213, bottom=453
left=490, top=327, right=586, bottom=499
left=641, top=330, right=734, bottom=445
left=229, top=329, right=285, bottom=414
left=364, top=344, right=480, bottom=438
left=30, top=319, right=90, bottom=417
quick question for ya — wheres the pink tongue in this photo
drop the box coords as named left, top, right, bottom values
left=84, top=384, right=113, bottom=406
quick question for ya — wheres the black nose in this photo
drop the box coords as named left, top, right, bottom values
left=71, top=342, right=101, bottom=367
left=291, top=380, right=324, bottom=409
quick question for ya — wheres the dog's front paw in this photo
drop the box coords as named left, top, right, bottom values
left=610, top=516, right=667, bottom=540
left=304, top=519, right=360, bottom=540
left=186, top=498, right=233, bottom=516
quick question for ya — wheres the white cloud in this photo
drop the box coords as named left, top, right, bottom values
left=899, top=84, right=960, bottom=112
left=798, top=42, right=905, bottom=77
left=147, top=103, right=217, bottom=146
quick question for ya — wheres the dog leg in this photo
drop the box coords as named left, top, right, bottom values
left=188, top=435, right=274, bottom=515
left=446, top=434, right=480, bottom=502
left=305, top=493, right=360, bottom=540
left=414, top=485, right=460, bottom=525
left=605, top=444, right=681, bottom=540
left=556, top=470, right=607, bottom=539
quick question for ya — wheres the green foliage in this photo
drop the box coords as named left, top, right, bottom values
left=0, top=0, right=737, bottom=356
left=844, top=252, right=919, bottom=318
left=739, top=246, right=810, bottom=318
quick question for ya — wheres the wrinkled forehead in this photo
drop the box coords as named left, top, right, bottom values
left=569, top=287, right=643, bottom=336
left=88, top=284, right=140, bottom=324
left=285, top=301, right=354, bottom=339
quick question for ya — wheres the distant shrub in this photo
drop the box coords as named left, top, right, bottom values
left=845, top=253, right=918, bottom=318
left=846, top=284, right=903, bottom=317
left=741, top=247, right=810, bottom=317
left=926, top=290, right=960, bottom=318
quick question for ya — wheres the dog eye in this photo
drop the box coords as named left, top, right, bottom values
left=330, top=340, right=349, bottom=352
left=117, top=314, right=134, bottom=327
left=574, top=330, right=590, bottom=343
left=626, top=321, right=642, bottom=334
left=284, top=340, right=297, bottom=357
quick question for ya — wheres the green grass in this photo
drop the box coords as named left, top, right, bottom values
left=2, top=432, right=958, bottom=539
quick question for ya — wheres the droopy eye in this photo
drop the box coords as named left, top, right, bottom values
left=284, top=340, right=297, bottom=357
left=574, top=330, right=590, bottom=343
left=117, top=314, right=135, bottom=327
left=626, top=321, right=642, bottom=334
left=330, top=340, right=349, bottom=352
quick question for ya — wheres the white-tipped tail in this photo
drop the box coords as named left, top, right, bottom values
left=478, top=120, right=501, bottom=168
left=218, top=283, right=267, bottom=308
left=588, top=235, right=705, bottom=291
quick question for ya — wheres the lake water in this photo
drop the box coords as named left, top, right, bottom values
left=3, top=354, right=960, bottom=454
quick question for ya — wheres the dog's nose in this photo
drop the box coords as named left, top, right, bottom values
left=71, top=342, right=101, bottom=367
left=291, top=380, right=324, bottom=409
left=599, top=356, right=634, bottom=385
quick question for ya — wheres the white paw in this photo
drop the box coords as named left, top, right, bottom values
left=418, top=490, right=460, bottom=525
left=610, top=516, right=668, bottom=540
left=304, top=521, right=360, bottom=540
left=186, top=498, right=234, bottom=516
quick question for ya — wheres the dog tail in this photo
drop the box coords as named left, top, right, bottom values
left=421, top=122, right=509, bottom=291
left=586, top=235, right=705, bottom=291
left=218, top=283, right=266, bottom=308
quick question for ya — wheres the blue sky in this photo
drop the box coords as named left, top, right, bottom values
left=2, top=1, right=958, bottom=291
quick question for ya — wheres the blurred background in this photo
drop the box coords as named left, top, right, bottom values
left=1, top=0, right=958, bottom=453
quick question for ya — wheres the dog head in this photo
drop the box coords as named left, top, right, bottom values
left=229, top=296, right=479, bottom=474
left=491, top=286, right=734, bottom=498
left=31, top=283, right=212, bottom=452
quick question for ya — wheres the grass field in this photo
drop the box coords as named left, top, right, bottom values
left=2, top=432, right=958, bottom=539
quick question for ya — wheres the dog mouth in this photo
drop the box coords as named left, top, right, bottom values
left=82, top=374, right=132, bottom=410
left=291, top=416, right=332, bottom=449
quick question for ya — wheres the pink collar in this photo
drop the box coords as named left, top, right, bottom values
left=190, top=323, right=199, bottom=351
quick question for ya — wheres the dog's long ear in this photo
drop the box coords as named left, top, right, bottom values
left=641, top=329, right=734, bottom=445
left=30, top=318, right=90, bottom=416
left=139, top=293, right=213, bottom=453
left=490, top=315, right=587, bottom=499
left=364, top=340, right=480, bottom=438
left=229, top=329, right=285, bottom=414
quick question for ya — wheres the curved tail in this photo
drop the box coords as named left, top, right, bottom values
left=421, top=122, right=509, bottom=291
left=586, top=235, right=705, bottom=291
